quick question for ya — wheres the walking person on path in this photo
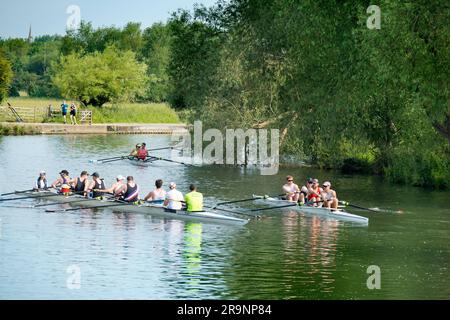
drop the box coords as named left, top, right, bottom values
left=69, top=103, right=78, bottom=125
left=61, top=100, right=68, bottom=124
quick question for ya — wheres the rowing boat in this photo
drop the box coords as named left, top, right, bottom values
left=252, top=195, right=369, bottom=224
left=127, top=157, right=157, bottom=167
left=28, top=191, right=249, bottom=226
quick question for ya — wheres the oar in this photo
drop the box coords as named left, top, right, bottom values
left=204, top=205, right=260, bottom=219
left=97, top=156, right=128, bottom=164
left=0, top=190, right=87, bottom=203
left=339, top=201, right=380, bottom=213
left=45, top=201, right=134, bottom=213
left=249, top=203, right=298, bottom=212
left=1, top=188, right=37, bottom=196
left=89, top=155, right=126, bottom=163
left=147, top=156, right=194, bottom=167
left=213, top=193, right=287, bottom=208
left=0, top=192, right=62, bottom=202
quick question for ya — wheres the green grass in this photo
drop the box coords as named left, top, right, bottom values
left=0, top=123, right=39, bottom=135
left=1, top=97, right=181, bottom=124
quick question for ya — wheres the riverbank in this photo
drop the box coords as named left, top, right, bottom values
left=1, top=98, right=181, bottom=124
left=0, top=122, right=188, bottom=135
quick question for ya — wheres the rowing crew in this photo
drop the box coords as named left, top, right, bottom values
left=35, top=170, right=203, bottom=212
left=282, top=175, right=338, bottom=209
left=130, top=143, right=148, bottom=161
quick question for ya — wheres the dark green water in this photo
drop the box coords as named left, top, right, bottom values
left=0, top=135, right=449, bottom=299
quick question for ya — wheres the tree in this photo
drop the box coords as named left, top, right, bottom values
left=141, top=23, right=172, bottom=102
left=52, top=46, right=148, bottom=106
left=0, top=49, right=13, bottom=103
left=168, top=8, right=224, bottom=108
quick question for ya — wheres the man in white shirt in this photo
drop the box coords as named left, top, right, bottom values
left=163, top=182, right=184, bottom=210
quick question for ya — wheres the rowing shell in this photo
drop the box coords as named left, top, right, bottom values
left=253, top=195, right=369, bottom=224
left=29, top=191, right=249, bottom=226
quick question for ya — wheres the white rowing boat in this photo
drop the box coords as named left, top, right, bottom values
left=28, top=191, right=249, bottom=226
left=252, top=195, right=369, bottom=224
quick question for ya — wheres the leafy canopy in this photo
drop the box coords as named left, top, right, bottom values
left=52, top=45, right=148, bottom=107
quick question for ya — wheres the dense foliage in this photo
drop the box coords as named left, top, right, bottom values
left=167, top=0, right=450, bottom=188
left=52, top=46, right=148, bottom=106
left=0, top=49, right=13, bottom=103
left=1, top=0, right=448, bottom=188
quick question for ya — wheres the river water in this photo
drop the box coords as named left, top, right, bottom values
left=0, top=134, right=449, bottom=299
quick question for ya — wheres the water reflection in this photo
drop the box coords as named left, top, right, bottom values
left=1, top=135, right=449, bottom=299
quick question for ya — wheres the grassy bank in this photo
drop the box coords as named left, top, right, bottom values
left=0, top=123, right=39, bottom=135
left=2, top=97, right=181, bottom=124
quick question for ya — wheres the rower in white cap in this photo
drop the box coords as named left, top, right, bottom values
left=163, top=182, right=184, bottom=210
left=321, top=181, right=339, bottom=210
left=34, top=171, right=48, bottom=190
left=103, top=175, right=126, bottom=195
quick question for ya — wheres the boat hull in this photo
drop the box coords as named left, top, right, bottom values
left=31, top=191, right=249, bottom=226
left=253, top=195, right=369, bottom=224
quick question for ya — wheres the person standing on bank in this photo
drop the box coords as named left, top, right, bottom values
left=61, top=100, right=68, bottom=124
left=69, top=103, right=78, bottom=125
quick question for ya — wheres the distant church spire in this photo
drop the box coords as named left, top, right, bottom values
left=27, top=25, right=33, bottom=43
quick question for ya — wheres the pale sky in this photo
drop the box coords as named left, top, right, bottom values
left=0, top=0, right=217, bottom=39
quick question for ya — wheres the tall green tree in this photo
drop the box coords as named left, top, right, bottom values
left=141, top=23, right=172, bottom=102
left=0, top=49, right=13, bottom=103
left=52, top=46, right=148, bottom=106
left=168, top=8, right=225, bottom=108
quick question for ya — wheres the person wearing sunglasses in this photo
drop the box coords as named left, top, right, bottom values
left=321, top=181, right=338, bottom=210
left=307, top=178, right=323, bottom=206
left=282, top=175, right=300, bottom=202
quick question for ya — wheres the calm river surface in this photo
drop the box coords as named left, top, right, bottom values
left=0, top=134, right=449, bottom=299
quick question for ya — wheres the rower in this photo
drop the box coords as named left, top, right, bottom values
left=103, top=175, right=126, bottom=194
left=137, top=143, right=148, bottom=161
left=130, top=144, right=141, bottom=157
left=51, top=170, right=72, bottom=189
left=184, top=184, right=203, bottom=212
left=307, top=178, right=323, bottom=206
left=34, top=171, right=48, bottom=190
left=163, top=182, right=183, bottom=210
left=144, top=179, right=166, bottom=204
left=299, top=178, right=313, bottom=205
left=72, top=171, right=90, bottom=195
left=321, top=181, right=338, bottom=210
left=282, top=175, right=300, bottom=202
left=87, top=172, right=106, bottom=199
left=116, top=176, right=139, bottom=202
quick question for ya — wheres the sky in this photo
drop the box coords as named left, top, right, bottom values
left=0, top=0, right=217, bottom=39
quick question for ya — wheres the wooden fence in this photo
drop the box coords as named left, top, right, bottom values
left=0, top=105, right=51, bottom=123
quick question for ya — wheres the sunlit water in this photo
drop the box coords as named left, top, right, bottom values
left=0, top=135, right=449, bottom=299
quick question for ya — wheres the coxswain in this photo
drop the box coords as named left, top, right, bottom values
left=184, top=184, right=203, bottom=212
left=144, top=179, right=166, bottom=204
left=87, top=172, right=106, bottom=199
left=282, top=175, right=300, bottom=202
left=35, top=171, right=48, bottom=190
left=72, top=171, right=90, bottom=195
left=307, top=178, right=323, bottom=206
left=321, top=181, right=339, bottom=210
left=163, top=182, right=184, bottom=210
left=116, top=176, right=139, bottom=202
left=51, top=170, right=72, bottom=189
